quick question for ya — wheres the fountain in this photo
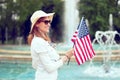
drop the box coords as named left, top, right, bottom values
left=64, top=0, right=79, bottom=45
left=83, top=4, right=120, bottom=77
left=59, top=1, right=120, bottom=77
left=109, top=14, right=113, bottom=30
left=84, top=31, right=120, bottom=78
left=56, top=0, right=80, bottom=51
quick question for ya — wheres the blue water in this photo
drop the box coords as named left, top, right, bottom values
left=0, top=62, right=34, bottom=80
left=0, top=61, right=120, bottom=80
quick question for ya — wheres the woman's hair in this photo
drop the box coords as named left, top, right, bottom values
left=27, top=17, right=51, bottom=45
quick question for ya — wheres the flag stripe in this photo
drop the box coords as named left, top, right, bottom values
left=80, top=38, right=89, bottom=60
left=71, top=30, right=78, bottom=42
left=77, top=38, right=87, bottom=62
left=86, top=35, right=94, bottom=58
left=75, top=40, right=85, bottom=62
left=74, top=45, right=83, bottom=64
left=87, top=35, right=95, bottom=56
left=81, top=38, right=89, bottom=59
left=84, top=36, right=92, bottom=59
left=74, top=49, right=81, bottom=65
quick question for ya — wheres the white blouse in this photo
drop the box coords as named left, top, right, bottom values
left=31, top=36, right=63, bottom=80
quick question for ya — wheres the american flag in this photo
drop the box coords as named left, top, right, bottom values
left=71, top=17, right=95, bottom=65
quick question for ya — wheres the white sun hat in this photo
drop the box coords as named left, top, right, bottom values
left=30, top=10, right=55, bottom=33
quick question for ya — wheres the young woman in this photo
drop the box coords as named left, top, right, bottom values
left=27, top=10, right=73, bottom=80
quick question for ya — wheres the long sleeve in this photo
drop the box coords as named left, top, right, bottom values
left=38, top=51, right=63, bottom=73
left=31, top=37, right=63, bottom=73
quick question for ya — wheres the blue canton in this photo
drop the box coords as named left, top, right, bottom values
left=78, top=18, right=89, bottom=38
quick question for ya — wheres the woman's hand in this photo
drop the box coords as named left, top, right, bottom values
left=61, top=48, right=74, bottom=63
left=65, top=48, right=74, bottom=58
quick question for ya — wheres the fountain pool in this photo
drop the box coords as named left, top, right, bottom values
left=0, top=61, right=120, bottom=80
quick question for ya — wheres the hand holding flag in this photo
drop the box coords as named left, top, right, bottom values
left=71, top=17, right=95, bottom=65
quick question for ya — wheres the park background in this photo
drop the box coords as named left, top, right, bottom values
left=0, top=0, right=120, bottom=45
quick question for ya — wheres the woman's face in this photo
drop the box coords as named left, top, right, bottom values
left=35, top=17, right=51, bottom=33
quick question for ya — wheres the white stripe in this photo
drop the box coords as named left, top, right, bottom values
left=86, top=35, right=94, bottom=58
left=84, top=36, right=91, bottom=60
left=74, top=44, right=82, bottom=64
left=76, top=37, right=86, bottom=63
left=81, top=37, right=89, bottom=60
left=87, top=35, right=95, bottom=56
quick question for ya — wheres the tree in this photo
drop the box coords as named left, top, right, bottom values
left=0, top=0, right=64, bottom=44
left=79, top=0, right=120, bottom=39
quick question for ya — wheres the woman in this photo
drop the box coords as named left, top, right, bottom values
left=27, top=10, right=73, bottom=80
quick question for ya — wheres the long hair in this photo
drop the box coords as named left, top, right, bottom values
left=27, top=17, right=51, bottom=45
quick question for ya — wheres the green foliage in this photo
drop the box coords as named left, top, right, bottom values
left=1, top=0, right=120, bottom=44
left=0, top=0, right=64, bottom=44
left=79, top=0, right=120, bottom=38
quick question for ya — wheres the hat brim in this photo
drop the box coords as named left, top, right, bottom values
left=30, top=13, right=54, bottom=33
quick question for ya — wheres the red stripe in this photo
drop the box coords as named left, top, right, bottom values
left=84, top=36, right=92, bottom=59
left=71, top=32, right=78, bottom=42
left=73, top=50, right=80, bottom=65
left=74, top=42, right=84, bottom=64
left=76, top=38, right=87, bottom=62
left=82, top=37, right=90, bottom=60
left=87, top=35, right=94, bottom=58
left=80, top=38, right=89, bottom=61
left=87, top=35, right=95, bottom=56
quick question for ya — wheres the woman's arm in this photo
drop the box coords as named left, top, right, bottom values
left=61, top=48, right=74, bottom=63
